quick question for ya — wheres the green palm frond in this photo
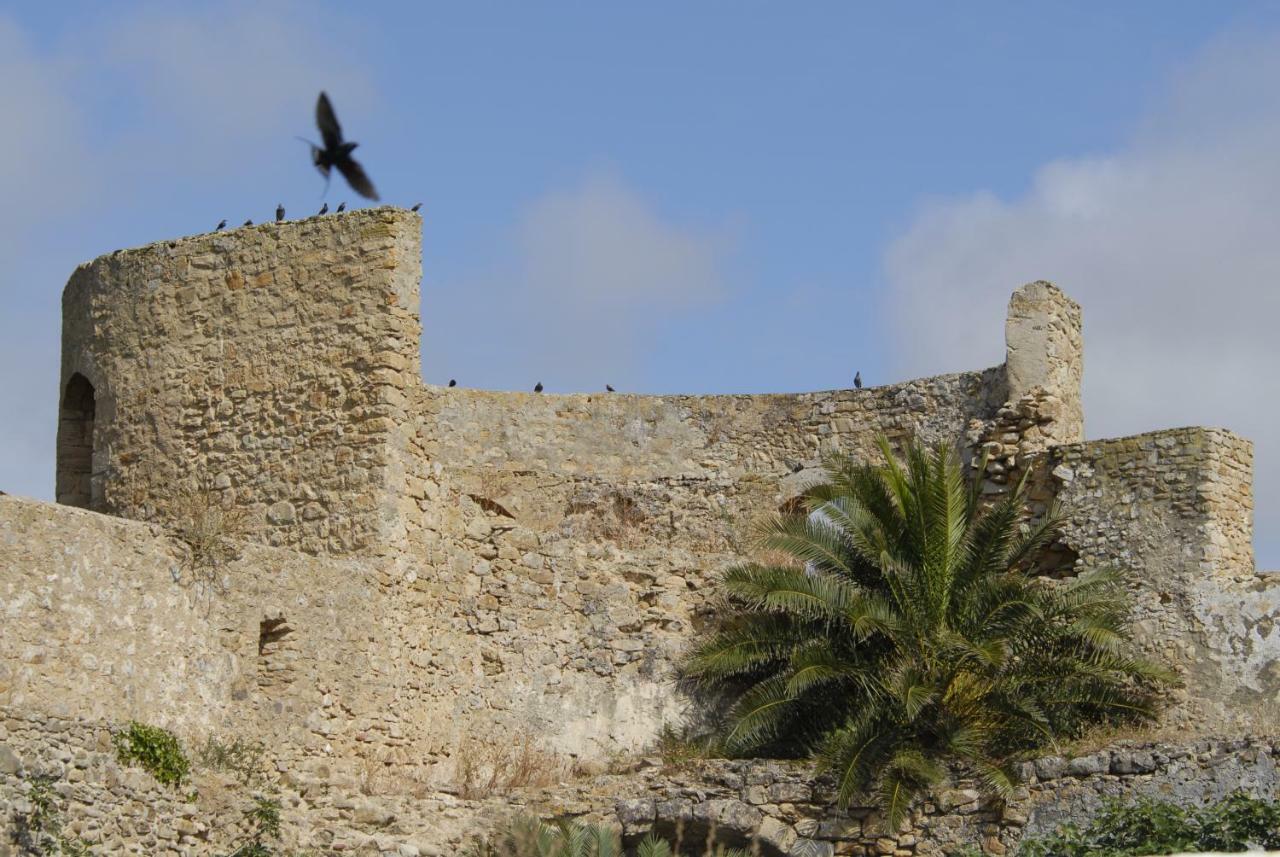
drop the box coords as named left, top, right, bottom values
left=878, top=748, right=945, bottom=830
left=753, top=513, right=856, bottom=577
left=723, top=676, right=798, bottom=752
left=843, top=589, right=902, bottom=639
left=785, top=643, right=858, bottom=697
left=721, top=563, right=854, bottom=620
left=635, top=835, right=672, bottom=857
left=815, top=710, right=895, bottom=808
left=681, top=614, right=810, bottom=681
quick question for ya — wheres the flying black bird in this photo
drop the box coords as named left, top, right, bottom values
left=534, top=382, right=543, bottom=393
left=854, top=371, right=862, bottom=389
left=215, top=219, right=227, bottom=231
left=606, top=384, right=615, bottom=392
left=336, top=202, right=346, bottom=213
left=243, top=219, right=253, bottom=226
left=410, top=203, right=422, bottom=212
left=318, top=203, right=329, bottom=216
left=276, top=204, right=285, bottom=222
left=448, top=379, right=457, bottom=388
left=304, top=92, right=379, bottom=200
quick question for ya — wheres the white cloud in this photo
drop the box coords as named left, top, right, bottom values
left=98, top=3, right=375, bottom=175
left=883, top=27, right=1280, bottom=566
left=518, top=173, right=725, bottom=310
left=0, top=18, right=95, bottom=231
left=0, top=4, right=373, bottom=502
left=427, top=172, right=732, bottom=391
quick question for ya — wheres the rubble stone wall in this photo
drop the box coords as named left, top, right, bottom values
left=599, top=736, right=1280, bottom=857
left=0, top=495, right=436, bottom=788
left=1036, top=428, right=1278, bottom=736
left=2, top=707, right=1278, bottom=857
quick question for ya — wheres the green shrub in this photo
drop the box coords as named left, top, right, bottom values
left=224, top=795, right=284, bottom=857
left=113, top=720, right=191, bottom=787
left=1196, top=790, right=1280, bottom=851
left=11, top=775, right=93, bottom=856
left=1017, top=791, right=1280, bottom=856
left=681, top=438, right=1171, bottom=829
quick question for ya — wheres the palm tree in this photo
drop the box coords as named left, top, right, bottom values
left=681, top=438, right=1169, bottom=829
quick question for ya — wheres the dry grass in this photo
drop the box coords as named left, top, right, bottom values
left=1054, top=721, right=1171, bottom=756
left=600, top=493, right=648, bottom=546
left=169, top=481, right=247, bottom=585
left=451, top=733, right=573, bottom=800
left=654, top=726, right=721, bottom=773
left=195, top=735, right=266, bottom=785
left=476, top=469, right=509, bottom=505
left=357, top=754, right=431, bottom=798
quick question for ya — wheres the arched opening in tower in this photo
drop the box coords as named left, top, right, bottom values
left=56, top=373, right=97, bottom=509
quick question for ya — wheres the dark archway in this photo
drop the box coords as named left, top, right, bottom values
left=56, top=373, right=96, bottom=509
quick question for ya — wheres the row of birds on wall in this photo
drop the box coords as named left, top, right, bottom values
left=444, top=374, right=865, bottom=393
left=212, top=201, right=420, bottom=231
left=204, top=91, right=875, bottom=396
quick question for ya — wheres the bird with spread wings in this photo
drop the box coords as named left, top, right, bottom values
left=305, top=92, right=379, bottom=201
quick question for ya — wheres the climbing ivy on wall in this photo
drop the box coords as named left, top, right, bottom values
left=112, top=720, right=191, bottom=787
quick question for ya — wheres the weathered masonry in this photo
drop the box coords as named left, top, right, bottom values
left=0, top=207, right=1274, bottom=854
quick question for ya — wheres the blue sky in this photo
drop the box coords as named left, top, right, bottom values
left=4, top=2, right=1280, bottom=563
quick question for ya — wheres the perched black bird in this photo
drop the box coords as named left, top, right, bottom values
left=336, top=201, right=346, bottom=213
left=304, top=92, right=379, bottom=200
left=447, top=379, right=457, bottom=388
left=243, top=219, right=253, bottom=226
left=215, top=219, right=227, bottom=231
left=854, top=371, right=863, bottom=389
left=410, top=202, right=422, bottom=212
left=606, top=384, right=615, bottom=392
left=533, top=382, right=543, bottom=393
left=276, top=203, right=285, bottom=222
left=318, top=203, right=329, bottom=216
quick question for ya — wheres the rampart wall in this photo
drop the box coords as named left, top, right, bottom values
left=47, top=211, right=1103, bottom=763
left=5, top=210, right=1274, bottom=854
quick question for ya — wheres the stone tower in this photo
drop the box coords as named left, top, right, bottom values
left=56, top=208, right=423, bottom=555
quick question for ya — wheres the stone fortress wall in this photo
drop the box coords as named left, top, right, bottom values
left=3, top=208, right=1279, bottom=854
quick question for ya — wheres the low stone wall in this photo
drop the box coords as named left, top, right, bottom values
left=591, top=738, right=1280, bottom=857
left=3, top=706, right=1279, bottom=856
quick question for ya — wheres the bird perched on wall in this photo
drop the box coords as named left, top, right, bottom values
left=243, top=219, right=253, bottom=226
left=854, top=371, right=862, bottom=389
left=534, top=382, right=543, bottom=393
left=606, top=384, right=615, bottom=392
left=336, top=201, right=346, bottom=213
left=215, top=219, right=227, bottom=231
left=448, top=379, right=457, bottom=387
left=318, top=203, right=328, bottom=216
left=411, top=203, right=422, bottom=212
left=303, top=92, right=379, bottom=200
left=276, top=204, right=285, bottom=222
